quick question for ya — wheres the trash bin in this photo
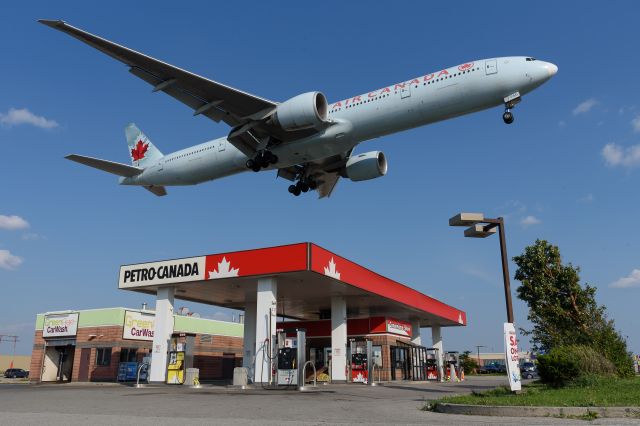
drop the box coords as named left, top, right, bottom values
left=185, top=368, right=199, bottom=386
left=233, top=367, right=248, bottom=386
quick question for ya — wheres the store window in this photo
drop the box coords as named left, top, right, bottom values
left=119, top=348, right=137, bottom=363
left=372, top=345, right=383, bottom=368
left=96, top=348, right=112, bottom=366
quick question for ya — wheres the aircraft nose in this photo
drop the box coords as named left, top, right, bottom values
left=543, top=62, right=558, bottom=77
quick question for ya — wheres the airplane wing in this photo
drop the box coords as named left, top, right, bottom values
left=66, top=154, right=143, bottom=177
left=39, top=19, right=287, bottom=156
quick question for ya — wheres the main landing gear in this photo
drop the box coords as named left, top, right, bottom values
left=246, top=151, right=278, bottom=172
left=502, top=91, right=521, bottom=125
left=287, top=177, right=317, bottom=196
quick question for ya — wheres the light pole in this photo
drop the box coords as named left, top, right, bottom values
left=475, top=345, right=486, bottom=367
left=449, top=213, right=514, bottom=323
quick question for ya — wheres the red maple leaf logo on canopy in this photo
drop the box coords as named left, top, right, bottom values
left=131, top=140, right=149, bottom=161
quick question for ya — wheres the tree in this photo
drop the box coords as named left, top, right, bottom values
left=513, top=239, right=633, bottom=377
left=459, top=350, right=479, bottom=375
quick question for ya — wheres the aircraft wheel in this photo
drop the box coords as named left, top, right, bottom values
left=288, top=185, right=297, bottom=194
left=246, top=159, right=256, bottom=169
left=503, top=111, right=514, bottom=124
left=269, top=154, right=278, bottom=165
left=251, top=163, right=261, bottom=172
left=299, top=181, right=310, bottom=193
left=292, top=186, right=301, bottom=196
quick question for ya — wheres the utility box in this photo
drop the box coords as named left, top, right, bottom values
left=233, top=367, right=249, bottom=386
left=185, top=368, right=199, bottom=386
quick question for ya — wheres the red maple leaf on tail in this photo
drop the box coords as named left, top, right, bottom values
left=131, top=140, right=149, bottom=161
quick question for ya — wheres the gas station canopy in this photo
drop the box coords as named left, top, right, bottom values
left=118, top=243, right=466, bottom=328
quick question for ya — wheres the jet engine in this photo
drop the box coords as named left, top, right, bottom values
left=273, top=91, right=328, bottom=131
left=345, top=151, right=388, bottom=181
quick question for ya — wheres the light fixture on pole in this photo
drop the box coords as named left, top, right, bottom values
left=449, top=213, right=514, bottom=323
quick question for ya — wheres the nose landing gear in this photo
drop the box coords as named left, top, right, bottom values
left=502, top=91, right=521, bottom=125
left=246, top=151, right=278, bottom=172
left=503, top=110, right=514, bottom=124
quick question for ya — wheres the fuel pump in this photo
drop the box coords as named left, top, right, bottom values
left=349, top=339, right=368, bottom=384
left=425, top=348, right=440, bottom=381
left=276, top=331, right=297, bottom=385
left=276, top=328, right=306, bottom=386
left=166, top=334, right=194, bottom=384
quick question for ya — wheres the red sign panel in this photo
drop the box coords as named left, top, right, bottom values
left=205, top=243, right=308, bottom=280
left=310, top=244, right=466, bottom=325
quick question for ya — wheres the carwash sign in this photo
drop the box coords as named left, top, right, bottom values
left=119, top=256, right=206, bottom=288
left=43, top=313, right=79, bottom=338
left=123, top=310, right=155, bottom=341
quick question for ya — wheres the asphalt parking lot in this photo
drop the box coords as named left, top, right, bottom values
left=0, top=376, right=637, bottom=425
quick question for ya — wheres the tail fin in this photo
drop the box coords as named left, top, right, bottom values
left=125, top=123, right=163, bottom=167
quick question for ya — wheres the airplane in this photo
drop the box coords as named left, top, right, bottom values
left=40, top=20, right=558, bottom=198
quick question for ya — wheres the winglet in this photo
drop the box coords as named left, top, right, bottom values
left=37, top=19, right=66, bottom=28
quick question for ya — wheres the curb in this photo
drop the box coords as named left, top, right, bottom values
left=435, top=402, right=640, bottom=418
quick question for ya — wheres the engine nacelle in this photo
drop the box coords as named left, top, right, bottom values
left=273, top=91, right=328, bottom=131
left=345, top=151, right=388, bottom=182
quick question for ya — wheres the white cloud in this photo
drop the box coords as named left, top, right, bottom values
left=0, top=249, right=23, bottom=270
left=631, top=115, right=640, bottom=133
left=558, top=120, right=566, bottom=127
left=22, top=232, right=45, bottom=241
left=572, top=98, right=598, bottom=115
left=0, top=108, right=58, bottom=129
left=0, top=215, right=29, bottom=230
left=520, top=215, right=541, bottom=228
left=610, top=269, right=640, bottom=288
left=602, top=143, right=640, bottom=168
left=579, top=193, right=595, bottom=203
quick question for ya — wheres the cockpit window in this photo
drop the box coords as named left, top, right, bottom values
left=525, top=57, right=537, bottom=61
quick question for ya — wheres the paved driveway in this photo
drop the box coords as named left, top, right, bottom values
left=0, top=377, right=636, bottom=425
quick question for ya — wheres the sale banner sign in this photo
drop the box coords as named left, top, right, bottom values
left=503, top=322, right=522, bottom=391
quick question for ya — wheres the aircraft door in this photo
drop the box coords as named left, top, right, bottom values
left=485, top=59, right=497, bottom=75
left=400, top=83, right=411, bottom=99
left=218, top=140, right=226, bottom=152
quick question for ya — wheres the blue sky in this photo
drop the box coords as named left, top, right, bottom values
left=1, top=1, right=639, bottom=356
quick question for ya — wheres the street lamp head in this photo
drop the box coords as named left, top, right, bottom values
left=464, top=224, right=497, bottom=238
left=449, top=212, right=485, bottom=227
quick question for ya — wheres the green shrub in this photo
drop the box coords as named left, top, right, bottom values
left=537, top=345, right=616, bottom=387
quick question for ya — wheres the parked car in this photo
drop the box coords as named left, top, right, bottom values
left=4, top=368, right=29, bottom=378
left=478, top=363, right=506, bottom=374
left=520, top=361, right=537, bottom=379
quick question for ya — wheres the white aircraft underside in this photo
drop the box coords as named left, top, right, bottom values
left=40, top=20, right=557, bottom=198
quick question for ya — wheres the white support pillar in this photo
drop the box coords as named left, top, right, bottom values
left=254, top=278, right=277, bottom=384
left=331, top=296, right=347, bottom=383
left=411, top=319, right=422, bottom=346
left=242, top=299, right=257, bottom=382
left=431, top=325, right=444, bottom=382
left=150, top=286, right=175, bottom=383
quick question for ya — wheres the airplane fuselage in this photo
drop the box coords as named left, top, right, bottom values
left=122, top=56, right=557, bottom=188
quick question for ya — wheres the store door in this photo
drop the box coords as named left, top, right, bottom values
left=77, top=348, right=91, bottom=382
left=390, top=346, right=410, bottom=380
left=222, top=353, right=235, bottom=380
left=410, top=346, right=428, bottom=381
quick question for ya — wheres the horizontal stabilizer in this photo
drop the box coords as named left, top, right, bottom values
left=65, top=154, right=144, bottom=177
left=143, top=185, right=167, bottom=196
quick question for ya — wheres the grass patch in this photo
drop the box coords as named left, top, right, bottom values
left=440, top=376, right=640, bottom=407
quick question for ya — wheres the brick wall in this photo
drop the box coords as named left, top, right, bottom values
left=30, top=325, right=244, bottom=382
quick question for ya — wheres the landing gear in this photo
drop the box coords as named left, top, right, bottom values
left=502, top=91, right=521, bottom=125
left=287, top=177, right=317, bottom=197
left=503, top=110, right=514, bottom=124
left=246, top=151, right=278, bottom=172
